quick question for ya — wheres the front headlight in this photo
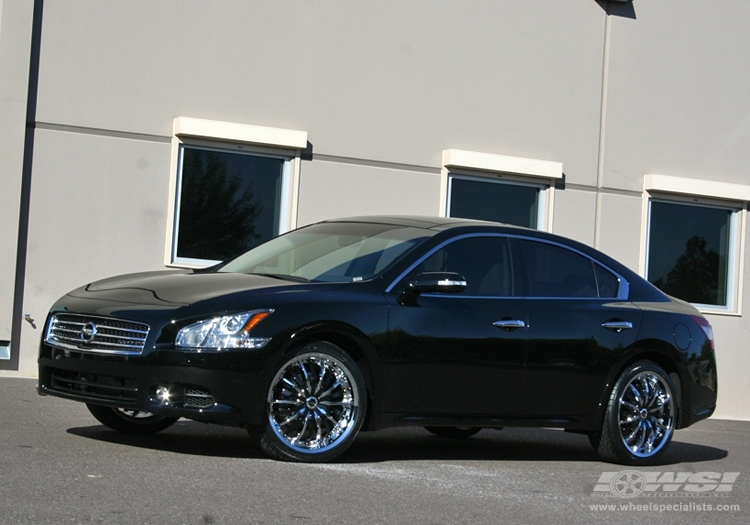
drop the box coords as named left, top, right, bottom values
left=175, top=309, right=274, bottom=350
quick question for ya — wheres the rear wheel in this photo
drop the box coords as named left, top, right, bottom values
left=86, top=404, right=179, bottom=435
left=424, top=426, right=482, bottom=439
left=252, top=341, right=366, bottom=462
left=592, top=360, right=676, bottom=465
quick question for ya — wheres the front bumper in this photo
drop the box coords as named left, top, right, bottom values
left=38, top=341, right=274, bottom=426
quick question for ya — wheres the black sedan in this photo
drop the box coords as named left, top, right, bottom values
left=38, top=216, right=717, bottom=464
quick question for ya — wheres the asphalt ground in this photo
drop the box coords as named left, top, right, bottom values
left=0, top=378, right=747, bottom=525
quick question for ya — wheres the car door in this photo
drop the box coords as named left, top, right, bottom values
left=382, top=234, right=528, bottom=417
left=515, top=238, right=643, bottom=418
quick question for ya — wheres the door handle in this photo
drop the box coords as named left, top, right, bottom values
left=602, top=320, right=633, bottom=333
left=493, top=319, right=526, bottom=330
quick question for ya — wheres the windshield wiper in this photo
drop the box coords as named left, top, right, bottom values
left=251, top=273, right=310, bottom=283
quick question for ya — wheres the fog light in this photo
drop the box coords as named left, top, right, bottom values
left=156, top=387, right=171, bottom=403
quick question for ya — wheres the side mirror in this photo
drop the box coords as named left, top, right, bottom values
left=404, top=272, right=467, bottom=295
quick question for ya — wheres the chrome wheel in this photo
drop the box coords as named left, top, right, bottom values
left=268, top=352, right=358, bottom=451
left=258, top=342, right=365, bottom=461
left=593, top=360, right=677, bottom=465
left=617, top=371, right=674, bottom=457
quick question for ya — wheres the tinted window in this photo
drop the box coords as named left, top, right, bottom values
left=405, top=236, right=514, bottom=296
left=176, top=147, right=285, bottom=262
left=518, top=240, right=598, bottom=298
left=220, top=222, right=428, bottom=283
left=449, top=177, right=540, bottom=228
left=647, top=201, right=732, bottom=306
left=594, top=263, right=619, bottom=298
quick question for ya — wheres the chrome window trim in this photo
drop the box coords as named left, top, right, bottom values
left=419, top=294, right=525, bottom=300
left=386, top=232, right=630, bottom=300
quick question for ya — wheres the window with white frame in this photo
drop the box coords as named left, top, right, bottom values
left=168, top=117, right=307, bottom=266
left=448, top=175, right=543, bottom=229
left=647, top=200, right=735, bottom=306
left=175, top=146, right=287, bottom=262
left=644, top=174, right=749, bottom=311
left=441, top=149, right=562, bottom=230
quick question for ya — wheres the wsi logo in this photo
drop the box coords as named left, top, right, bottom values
left=594, top=471, right=740, bottom=498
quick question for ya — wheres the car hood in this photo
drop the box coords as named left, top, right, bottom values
left=66, top=269, right=318, bottom=307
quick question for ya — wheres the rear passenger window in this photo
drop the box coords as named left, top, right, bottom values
left=517, top=240, right=600, bottom=298
left=594, top=263, right=619, bottom=298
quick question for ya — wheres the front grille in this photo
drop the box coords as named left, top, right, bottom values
left=46, top=313, right=150, bottom=355
left=184, top=388, right=216, bottom=409
left=47, top=368, right=139, bottom=403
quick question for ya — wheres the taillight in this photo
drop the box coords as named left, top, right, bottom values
left=691, top=315, right=715, bottom=352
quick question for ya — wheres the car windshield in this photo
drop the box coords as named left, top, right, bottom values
left=217, top=222, right=430, bottom=283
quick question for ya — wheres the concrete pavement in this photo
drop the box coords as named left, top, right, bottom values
left=0, top=378, right=747, bottom=524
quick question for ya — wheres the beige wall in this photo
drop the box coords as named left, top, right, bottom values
left=603, top=2, right=750, bottom=189
left=34, top=0, right=605, bottom=177
left=595, top=193, right=644, bottom=272
left=550, top=188, right=597, bottom=247
left=297, top=159, right=441, bottom=227
left=0, top=0, right=34, bottom=357
left=709, top=313, right=750, bottom=420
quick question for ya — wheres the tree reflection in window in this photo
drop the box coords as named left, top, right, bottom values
left=176, top=147, right=284, bottom=262
left=653, top=235, right=720, bottom=305
left=647, top=201, right=731, bottom=306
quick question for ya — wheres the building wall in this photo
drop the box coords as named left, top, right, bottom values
left=604, top=2, right=750, bottom=189
left=31, top=1, right=604, bottom=170
left=2, top=1, right=749, bottom=419
left=297, top=159, right=441, bottom=225
left=0, top=0, right=35, bottom=361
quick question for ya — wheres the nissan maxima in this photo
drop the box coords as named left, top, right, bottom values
left=38, top=216, right=717, bottom=464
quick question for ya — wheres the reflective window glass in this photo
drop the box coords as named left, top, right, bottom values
left=405, top=236, right=514, bottom=296
left=518, top=240, right=598, bottom=298
left=647, top=201, right=732, bottom=306
left=449, top=177, right=540, bottom=228
left=220, top=222, right=428, bottom=283
left=175, top=147, right=285, bottom=262
left=594, top=263, right=619, bottom=299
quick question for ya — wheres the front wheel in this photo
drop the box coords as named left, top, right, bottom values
left=593, top=360, right=676, bottom=465
left=252, top=341, right=367, bottom=462
left=86, top=404, right=179, bottom=434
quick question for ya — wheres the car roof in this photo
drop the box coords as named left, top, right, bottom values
left=318, top=215, right=670, bottom=303
left=321, top=215, right=524, bottom=231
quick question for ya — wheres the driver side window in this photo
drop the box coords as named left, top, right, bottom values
left=407, top=236, right=514, bottom=297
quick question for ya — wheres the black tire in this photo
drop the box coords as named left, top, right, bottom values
left=593, top=360, right=676, bottom=465
left=251, top=341, right=367, bottom=462
left=424, top=426, right=482, bottom=439
left=86, top=404, right=179, bottom=435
